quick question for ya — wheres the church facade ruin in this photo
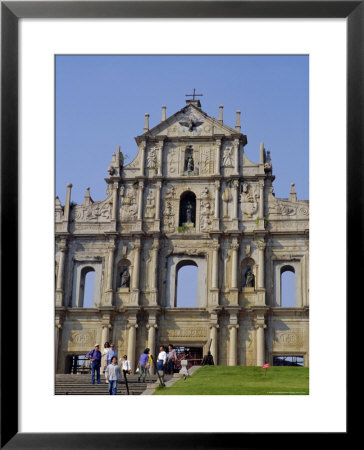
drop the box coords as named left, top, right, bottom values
left=55, top=97, right=309, bottom=373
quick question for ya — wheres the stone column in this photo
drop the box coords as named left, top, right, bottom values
left=55, top=320, right=62, bottom=373
left=214, top=139, right=222, bottom=175
left=63, top=183, right=72, bottom=222
left=137, top=181, right=144, bottom=220
left=256, top=240, right=266, bottom=289
left=154, top=181, right=162, bottom=231
left=232, top=180, right=239, bottom=229
left=255, top=314, right=267, bottom=366
left=210, top=240, right=220, bottom=306
left=139, top=141, right=146, bottom=176
left=211, top=241, right=219, bottom=289
left=213, top=181, right=220, bottom=230
left=131, top=239, right=141, bottom=305
left=209, top=324, right=219, bottom=364
left=147, top=321, right=158, bottom=374
left=127, top=320, right=138, bottom=372
left=157, top=140, right=164, bottom=176
left=111, top=182, right=119, bottom=221
left=101, top=324, right=110, bottom=347
left=56, top=239, right=67, bottom=306
left=230, top=239, right=239, bottom=305
left=233, top=139, right=239, bottom=175
left=149, top=239, right=159, bottom=305
left=104, top=239, right=116, bottom=305
left=228, top=325, right=239, bottom=366
left=259, top=179, right=264, bottom=218
left=62, top=183, right=72, bottom=232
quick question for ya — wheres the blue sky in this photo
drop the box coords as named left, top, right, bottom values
left=56, top=55, right=308, bottom=204
left=56, top=55, right=308, bottom=307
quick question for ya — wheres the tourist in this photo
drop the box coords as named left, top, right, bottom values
left=120, top=354, right=132, bottom=377
left=146, top=350, right=153, bottom=377
left=102, top=342, right=110, bottom=375
left=86, top=344, right=102, bottom=384
left=106, top=343, right=118, bottom=366
left=157, top=345, right=167, bottom=385
left=105, top=356, right=122, bottom=395
left=166, top=344, right=177, bottom=375
left=137, top=348, right=150, bottom=383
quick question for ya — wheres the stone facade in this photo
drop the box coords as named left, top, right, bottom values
left=55, top=99, right=309, bottom=373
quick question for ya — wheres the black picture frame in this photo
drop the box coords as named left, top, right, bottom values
left=1, top=1, right=359, bottom=448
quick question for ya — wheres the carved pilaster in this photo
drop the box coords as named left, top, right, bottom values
left=214, top=138, right=222, bottom=175
left=154, top=181, right=162, bottom=230
left=213, top=180, right=220, bottom=230
left=127, top=315, right=138, bottom=371
left=233, top=139, right=240, bottom=175
left=255, top=239, right=266, bottom=290
left=139, top=141, right=146, bottom=176
left=254, top=314, right=267, bottom=366
left=56, top=239, right=68, bottom=306
left=232, top=180, right=239, bottom=228
left=230, top=238, right=239, bottom=304
left=149, top=238, right=159, bottom=305
left=131, top=239, right=141, bottom=305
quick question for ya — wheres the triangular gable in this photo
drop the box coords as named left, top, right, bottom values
left=135, top=104, right=239, bottom=140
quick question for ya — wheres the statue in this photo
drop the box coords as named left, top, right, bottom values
left=244, top=267, right=255, bottom=288
left=201, top=186, right=209, bottom=198
left=222, top=147, right=233, bottom=167
left=120, top=267, right=130, bottom=288
left=186, top=155, right=194, bottom=174
left=147, top=147, right=157, bottom=169
left=186, top=201, right=193, bottom=223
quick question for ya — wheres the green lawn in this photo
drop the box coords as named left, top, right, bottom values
left=153, top=365, right=309, bottom=395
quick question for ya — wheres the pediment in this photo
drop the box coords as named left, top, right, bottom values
left=137, top=104, right=238, bottom=140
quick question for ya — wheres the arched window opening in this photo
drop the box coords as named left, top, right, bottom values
left=179, top=191, right=196, bottom=227
left=281, top=266, right=295, bottom=307
left=118, top=259, right=131, bottom=289
left=80, top=267, right=95, bottom=307
left=176, top=261, right=198, bottom=307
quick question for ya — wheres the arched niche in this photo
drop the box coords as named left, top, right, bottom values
left=117, top=258, right=131, bottom=290
left=179, top=191, right=196, bottom=227
left=241, top=257, right=256, bottom=289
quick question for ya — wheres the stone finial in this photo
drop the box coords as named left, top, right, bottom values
left=82, top=187, right=93, bottom=206
left=259, top=142, right=265, bottom=164
left=218, top=105, right=223, bottom=123
left=235, top=110, right=241, bottom=132
left=144, top=113, right=150, bottom=132
left=116, top=145, right=124, bottom=168
left=289, top=183, right=297, bottom=202
left=161, top=105, right=166, bottom=122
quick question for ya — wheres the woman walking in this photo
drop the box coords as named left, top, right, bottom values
left=137, top=348, right=150, bottom=383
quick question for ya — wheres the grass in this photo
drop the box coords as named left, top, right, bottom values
left=153, top=365, right=309, bottom=395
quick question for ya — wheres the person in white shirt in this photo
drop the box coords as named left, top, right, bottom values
left=119, top=354, right=132, bottom=377
left=157, top=345, right=167, bottom=385
left=105, top=356, right=122, bottom=395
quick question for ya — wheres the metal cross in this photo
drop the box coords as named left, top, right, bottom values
left=185, top=88, right=203, bottom=101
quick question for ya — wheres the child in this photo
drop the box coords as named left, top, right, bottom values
left=105, top=356, right=122, bottom=395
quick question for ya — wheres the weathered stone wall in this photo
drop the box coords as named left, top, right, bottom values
left=55, top=101, right=309, bottom=372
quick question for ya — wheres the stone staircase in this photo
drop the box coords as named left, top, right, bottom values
left=55, top=373, right=171, bottom=395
